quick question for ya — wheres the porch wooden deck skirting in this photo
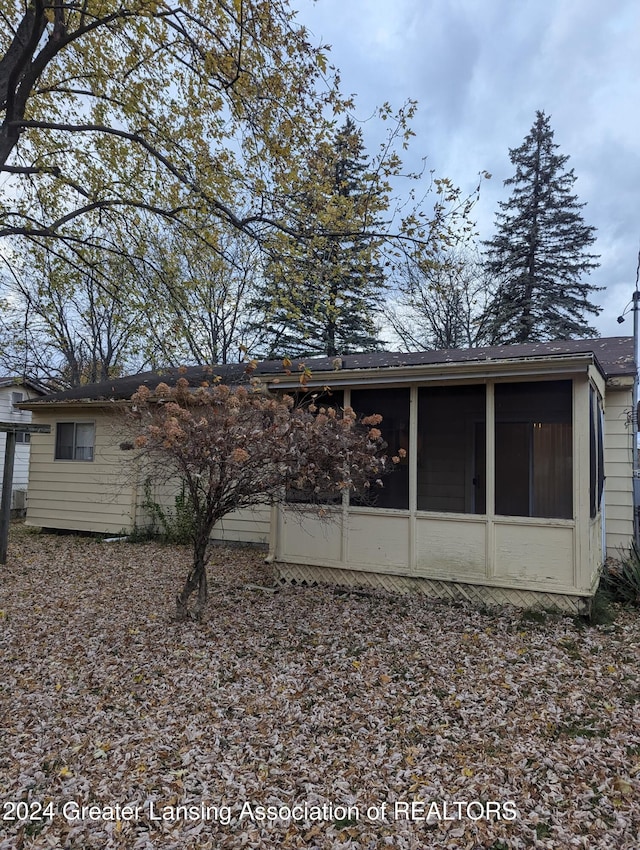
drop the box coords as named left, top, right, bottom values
left=275, top=561, right=591, bottom=615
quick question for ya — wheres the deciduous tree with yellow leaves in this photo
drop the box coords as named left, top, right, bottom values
left=0, top=0, right=342, bottom=258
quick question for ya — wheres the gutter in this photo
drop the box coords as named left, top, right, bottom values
left=264, top=352, right=599, bottom=391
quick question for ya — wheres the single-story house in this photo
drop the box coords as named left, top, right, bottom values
left=20, top=336, right=636, bottom=613
left=0, top=377, right=47, bottom=513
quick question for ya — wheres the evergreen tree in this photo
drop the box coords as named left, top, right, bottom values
left=483, top=111, right=601, bottom=343
left=255, top=118, right=387, bottom=357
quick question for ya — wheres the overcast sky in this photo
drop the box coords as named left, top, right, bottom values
left=295, top=0, right=640, bottom=338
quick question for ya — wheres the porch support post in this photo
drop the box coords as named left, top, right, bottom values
left=485, top=381, right=495, bottom=578
left=408, top=385, right=418, bottom=572
left=0, top=430, right=16, bottom=564
left=573, top=377, right=591, bottom=591
left=341, top=388, right=351, bottom=566
left=632, top=289, right=640, bottom=548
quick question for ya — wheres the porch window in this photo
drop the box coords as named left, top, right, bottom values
left=495, top=381, right=572, bottom=519
left=286, top=391, right=344, bottom=504
left=351, top=387, right=409, bottom=509
left=55, top=422, right=95, bottom=461
left=589, top=386, right=605, bottom=519
left=417, top=385, right=486, bottom=513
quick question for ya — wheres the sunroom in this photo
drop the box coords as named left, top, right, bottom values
left=269, top=345, right=627, bottom=614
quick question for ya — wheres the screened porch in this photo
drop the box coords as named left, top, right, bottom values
left=272, top=365, right=605, bottom=601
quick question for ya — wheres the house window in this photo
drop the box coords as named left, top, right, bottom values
left=417, top=384, right=486, bottom=513
left=55, top=422, right=95, bottom=461
left=11, top=391, right=29, bottom=443
left=495, top=381, right=572, bottom=519
left=351, top=388, right=409, bottom=509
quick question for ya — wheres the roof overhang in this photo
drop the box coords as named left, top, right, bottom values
left=18, top=354, right=602, bottom=408
left=18, top=399, right=131, bottom=412
left=0, top=378, right=48, bottom=396
left=264, top=352, right=599, bottom=391
left=605, top=375, right=635, bottom=389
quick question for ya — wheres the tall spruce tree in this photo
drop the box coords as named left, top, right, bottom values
left=254, top=118, right=387, bottom=358
left=483, top=111, right=601, bottom=343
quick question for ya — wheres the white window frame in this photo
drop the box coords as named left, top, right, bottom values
left=55, top=421, right=95, bottom=461
left=11, top=391, right=30, bottom=443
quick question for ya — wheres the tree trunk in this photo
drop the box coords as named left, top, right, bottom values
left=175, top=536, right=209, bottom=620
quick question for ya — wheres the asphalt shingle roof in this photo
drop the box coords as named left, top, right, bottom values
left=27, top=336, right=636, bottom=404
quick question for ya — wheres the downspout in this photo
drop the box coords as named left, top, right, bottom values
left=633, top=287, right=640, bottom=549
left=616, top=269, right=640, bottom=550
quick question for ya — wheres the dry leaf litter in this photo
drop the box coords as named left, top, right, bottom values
left=1, top=525, right=639, bottom=849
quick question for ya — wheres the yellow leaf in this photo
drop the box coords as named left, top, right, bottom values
left=613, top=777, right=633, bottom=796
left=58, top=766, right=73, bottom=778
left=462, top=767, right=474, bottom=777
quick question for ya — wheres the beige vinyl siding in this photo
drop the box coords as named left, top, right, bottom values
left=138, top=479, right=270, bottom=545
left=603, top=387, right=634, bottom=557
left=27, top=407, right=271, bottom=544
left=26, top=409, right=134, bottom=533
left=0, top=385, right=40, bottom=505
left=210, top=507, right=270, bottom=546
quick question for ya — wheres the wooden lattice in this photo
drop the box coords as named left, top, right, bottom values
left=275, top=561, right=590, bottom=615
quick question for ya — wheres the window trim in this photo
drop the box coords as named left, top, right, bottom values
left=54, top=421, right=96, bottom=462
left=10, top=391, right=30, bottom=443
left=416, top=383, right=487, bottom=516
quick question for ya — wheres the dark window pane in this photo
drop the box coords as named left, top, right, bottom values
left=285, top=391, right=344, bottom=504
left=495, top=421, right=530, bottom=516
left=495, top=381, right=572, bottom=519
left=55, top=422, right=95, bottom=461
left=418, top=385, right=486, bottom=513
left=351, top=388, right=409, bottom=509
left=590, top=387, right=605, bottom=518
left=589, top=387, right=597, bottom=518
left=55, top=423, right=75, bottom=460
left=597, top=405, right=605, bottom=508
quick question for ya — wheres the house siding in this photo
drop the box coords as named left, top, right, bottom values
left=0, top=385, right=42, bottom=509
left=26, top=408, right=271, bottom=543
left=26, top=410, right=134, bottom=533
left=137, top=477, right=270, bottom=545
left=603, top=386, right=634, bottom=557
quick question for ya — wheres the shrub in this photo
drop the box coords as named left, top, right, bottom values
left=142, top=480, right=196, bottom=545
left=600, top=544, right=640, bottom=607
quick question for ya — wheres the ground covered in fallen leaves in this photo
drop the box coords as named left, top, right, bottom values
left=1, top=525, right=639, bottom=849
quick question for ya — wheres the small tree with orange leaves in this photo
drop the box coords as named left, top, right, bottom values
left=124, top=378, right=393, bottom=620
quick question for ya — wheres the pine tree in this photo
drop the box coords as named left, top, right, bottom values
left=255, top=118, right=387, bottom=358
left=483, top=111, right=601, bottom=343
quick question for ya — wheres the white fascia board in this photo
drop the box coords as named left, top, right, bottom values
left=17, top=399, right=130, bottom=412
left=266, top=353, right=596, bottom=391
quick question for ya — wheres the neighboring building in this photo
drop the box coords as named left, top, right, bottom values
left=21, top=337, right=636, bottom=613
left=0, top=378, right=47, bottom=513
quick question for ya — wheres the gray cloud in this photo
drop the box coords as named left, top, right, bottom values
left=296, top=0, right=640, bottom=335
